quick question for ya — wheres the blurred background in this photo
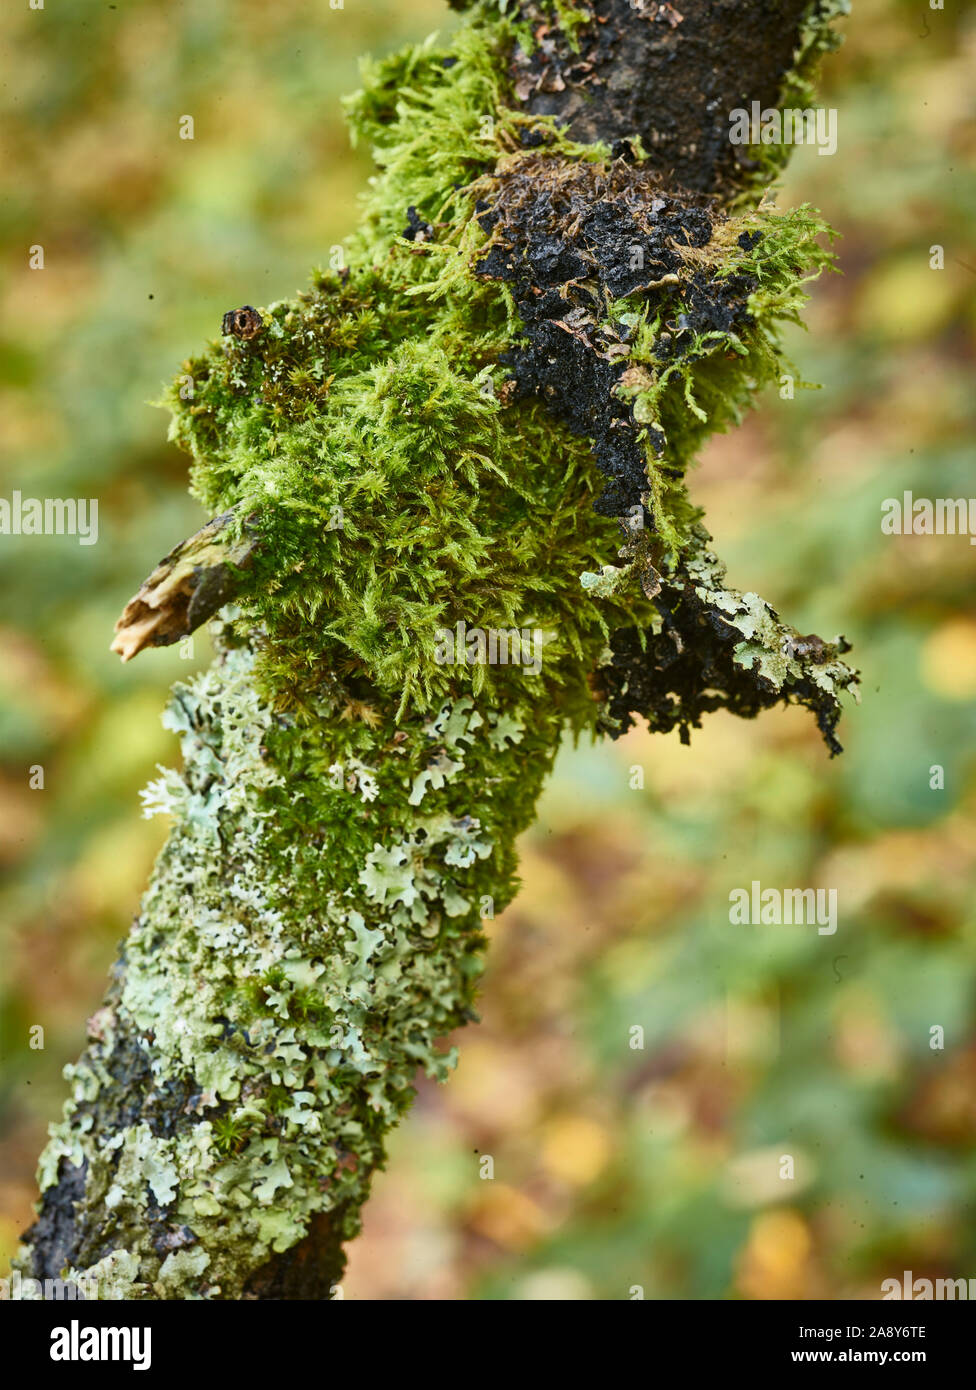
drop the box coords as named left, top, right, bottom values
left=1, top=0, right=974, bottom=1300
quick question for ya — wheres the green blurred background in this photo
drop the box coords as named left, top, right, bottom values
left=1, top=0, right=974, bottom=1299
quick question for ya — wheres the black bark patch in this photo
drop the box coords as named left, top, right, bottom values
left=20, top=1158, right=88, bottom=1284
left=402, top=205, right=434, bottom=242
left=512, top=0, right=811, bottom=195
left=242, top=1207, right=350, bottom=1300
left=474, top=157, right=735, bottom=520
left=598, top=565, right=849, bottom=755
left=18, top=999, right=215, bottom=1282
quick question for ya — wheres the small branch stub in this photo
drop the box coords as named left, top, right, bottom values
left=111, top=510, right=256, bottom=662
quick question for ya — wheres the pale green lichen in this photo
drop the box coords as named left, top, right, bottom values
left=27, top=627, right=570, bottom=1297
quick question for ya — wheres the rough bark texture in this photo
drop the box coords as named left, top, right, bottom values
left=514, top=0, right=812, bottom=191
left=14, top=0, right=853, bottom=1299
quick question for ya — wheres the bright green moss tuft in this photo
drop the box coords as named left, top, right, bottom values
left=614, top=201, right=838, bottom=483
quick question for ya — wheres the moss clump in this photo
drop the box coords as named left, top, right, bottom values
left=169, top=272, right=648, bottom=718
left=469, top=154, right=837, bottom=555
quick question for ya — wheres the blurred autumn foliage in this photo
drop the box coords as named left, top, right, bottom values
left=1, top=0, right=975, bottom=1299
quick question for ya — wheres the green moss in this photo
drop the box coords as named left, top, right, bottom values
left=168, top=190, right=644, bottom=719
left=614, top=201, right=838, bottom=486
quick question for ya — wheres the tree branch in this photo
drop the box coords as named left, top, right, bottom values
left=13, top=0, right=852, bottom=1300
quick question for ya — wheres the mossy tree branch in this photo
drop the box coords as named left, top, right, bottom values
left=14, top=0, right=854, bottom=1300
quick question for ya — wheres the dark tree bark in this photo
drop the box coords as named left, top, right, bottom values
left=514, top=0, right=813, bottom=191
